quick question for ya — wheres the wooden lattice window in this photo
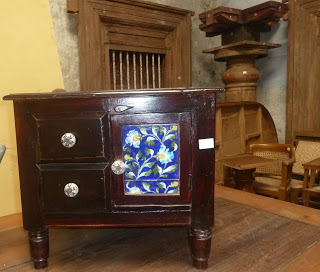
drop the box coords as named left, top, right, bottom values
left=110, top=50, right=165, bottom=90
left=67, top=0, right=193, bottom=91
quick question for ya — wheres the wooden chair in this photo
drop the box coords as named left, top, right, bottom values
left=302, top=158, right=320, bottom=207
left=290, top=131, right=320, bottom=204
left=249, top=143, right=295, bottom=201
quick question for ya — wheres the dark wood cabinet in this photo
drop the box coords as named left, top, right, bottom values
left=3, top=88, right=220, bottom=269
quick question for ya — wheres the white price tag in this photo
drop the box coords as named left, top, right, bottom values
left=198, top=138, right=215, bottom=150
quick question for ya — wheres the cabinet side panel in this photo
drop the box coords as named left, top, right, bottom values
left=13, top=101, right=45, bottom=231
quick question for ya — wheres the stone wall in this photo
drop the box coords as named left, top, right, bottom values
left=48, top=1, right=80, bottom=91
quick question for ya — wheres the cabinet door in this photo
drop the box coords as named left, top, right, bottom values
left=111, top=113, right=191, bottom=206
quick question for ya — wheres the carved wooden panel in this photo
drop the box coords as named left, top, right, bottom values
left=67, top=0, right=193, bottom=91
left=286, top=0, right=320, bottom=142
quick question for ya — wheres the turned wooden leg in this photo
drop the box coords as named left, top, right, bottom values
left=28, top=228, right=49, bottom=269
left=189, top=228, right=212, bottom=269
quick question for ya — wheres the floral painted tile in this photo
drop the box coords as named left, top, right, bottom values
left=122, top=124, right=179, bottom=195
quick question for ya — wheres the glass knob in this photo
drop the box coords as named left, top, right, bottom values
left=111, top=160, right=126, bottom=175
left=64, top=183, right=79, bottom=197
left=61, top=133, right=76, bottom=148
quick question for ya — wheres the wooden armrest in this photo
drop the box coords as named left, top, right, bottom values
left=282, top=157, right=295, bottom=166
left=280, top=158, right=295, bottom=186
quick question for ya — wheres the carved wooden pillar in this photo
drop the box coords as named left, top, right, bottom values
left=199, top=1, right=288, bottom=102
left=223, top=58, right=258, bottom=102
left=203, top=41, right=279, bottom=102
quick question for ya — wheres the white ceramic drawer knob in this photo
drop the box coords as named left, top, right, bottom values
left=64, top=183, right=79, bottom=197
left=111, top=160, right=126, bottom=175
left=61, top=133, right=76, bottom=148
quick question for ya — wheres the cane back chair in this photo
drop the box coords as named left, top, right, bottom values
left=249, top=143, right=295, bottom=201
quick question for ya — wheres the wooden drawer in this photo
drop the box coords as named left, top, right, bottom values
left=33, top=112, right=109, bottom=162
left=38, top=163, right=108, bottom=212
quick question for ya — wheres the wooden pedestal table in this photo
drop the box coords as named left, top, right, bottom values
left=219, top=153, right=274, bottom=193
left=302, top=157, right=320, bottom=207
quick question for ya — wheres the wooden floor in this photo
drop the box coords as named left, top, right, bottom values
left=2, top=186, right=320, bottom=272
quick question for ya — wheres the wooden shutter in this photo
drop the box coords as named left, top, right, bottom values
left=286, top=0, right=320, bottom=142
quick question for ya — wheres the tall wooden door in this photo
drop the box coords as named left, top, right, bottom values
left=286, top=0, right=320, bottom=142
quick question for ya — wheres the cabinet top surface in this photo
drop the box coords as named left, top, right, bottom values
left=3, top=87, right=223, bottom=101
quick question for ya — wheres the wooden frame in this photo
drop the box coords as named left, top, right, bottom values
left=67, top=0, right=193, bottom=91
left=286, top=0, right=320, bottom=142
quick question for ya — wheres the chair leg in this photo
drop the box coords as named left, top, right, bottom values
left=290, top=189, right=299, bottom=204
left=278, top=189, right=286, bottom=201
left=303, top=190, right=310, bottom=207
left=302, top=169, right=310, bottom=206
